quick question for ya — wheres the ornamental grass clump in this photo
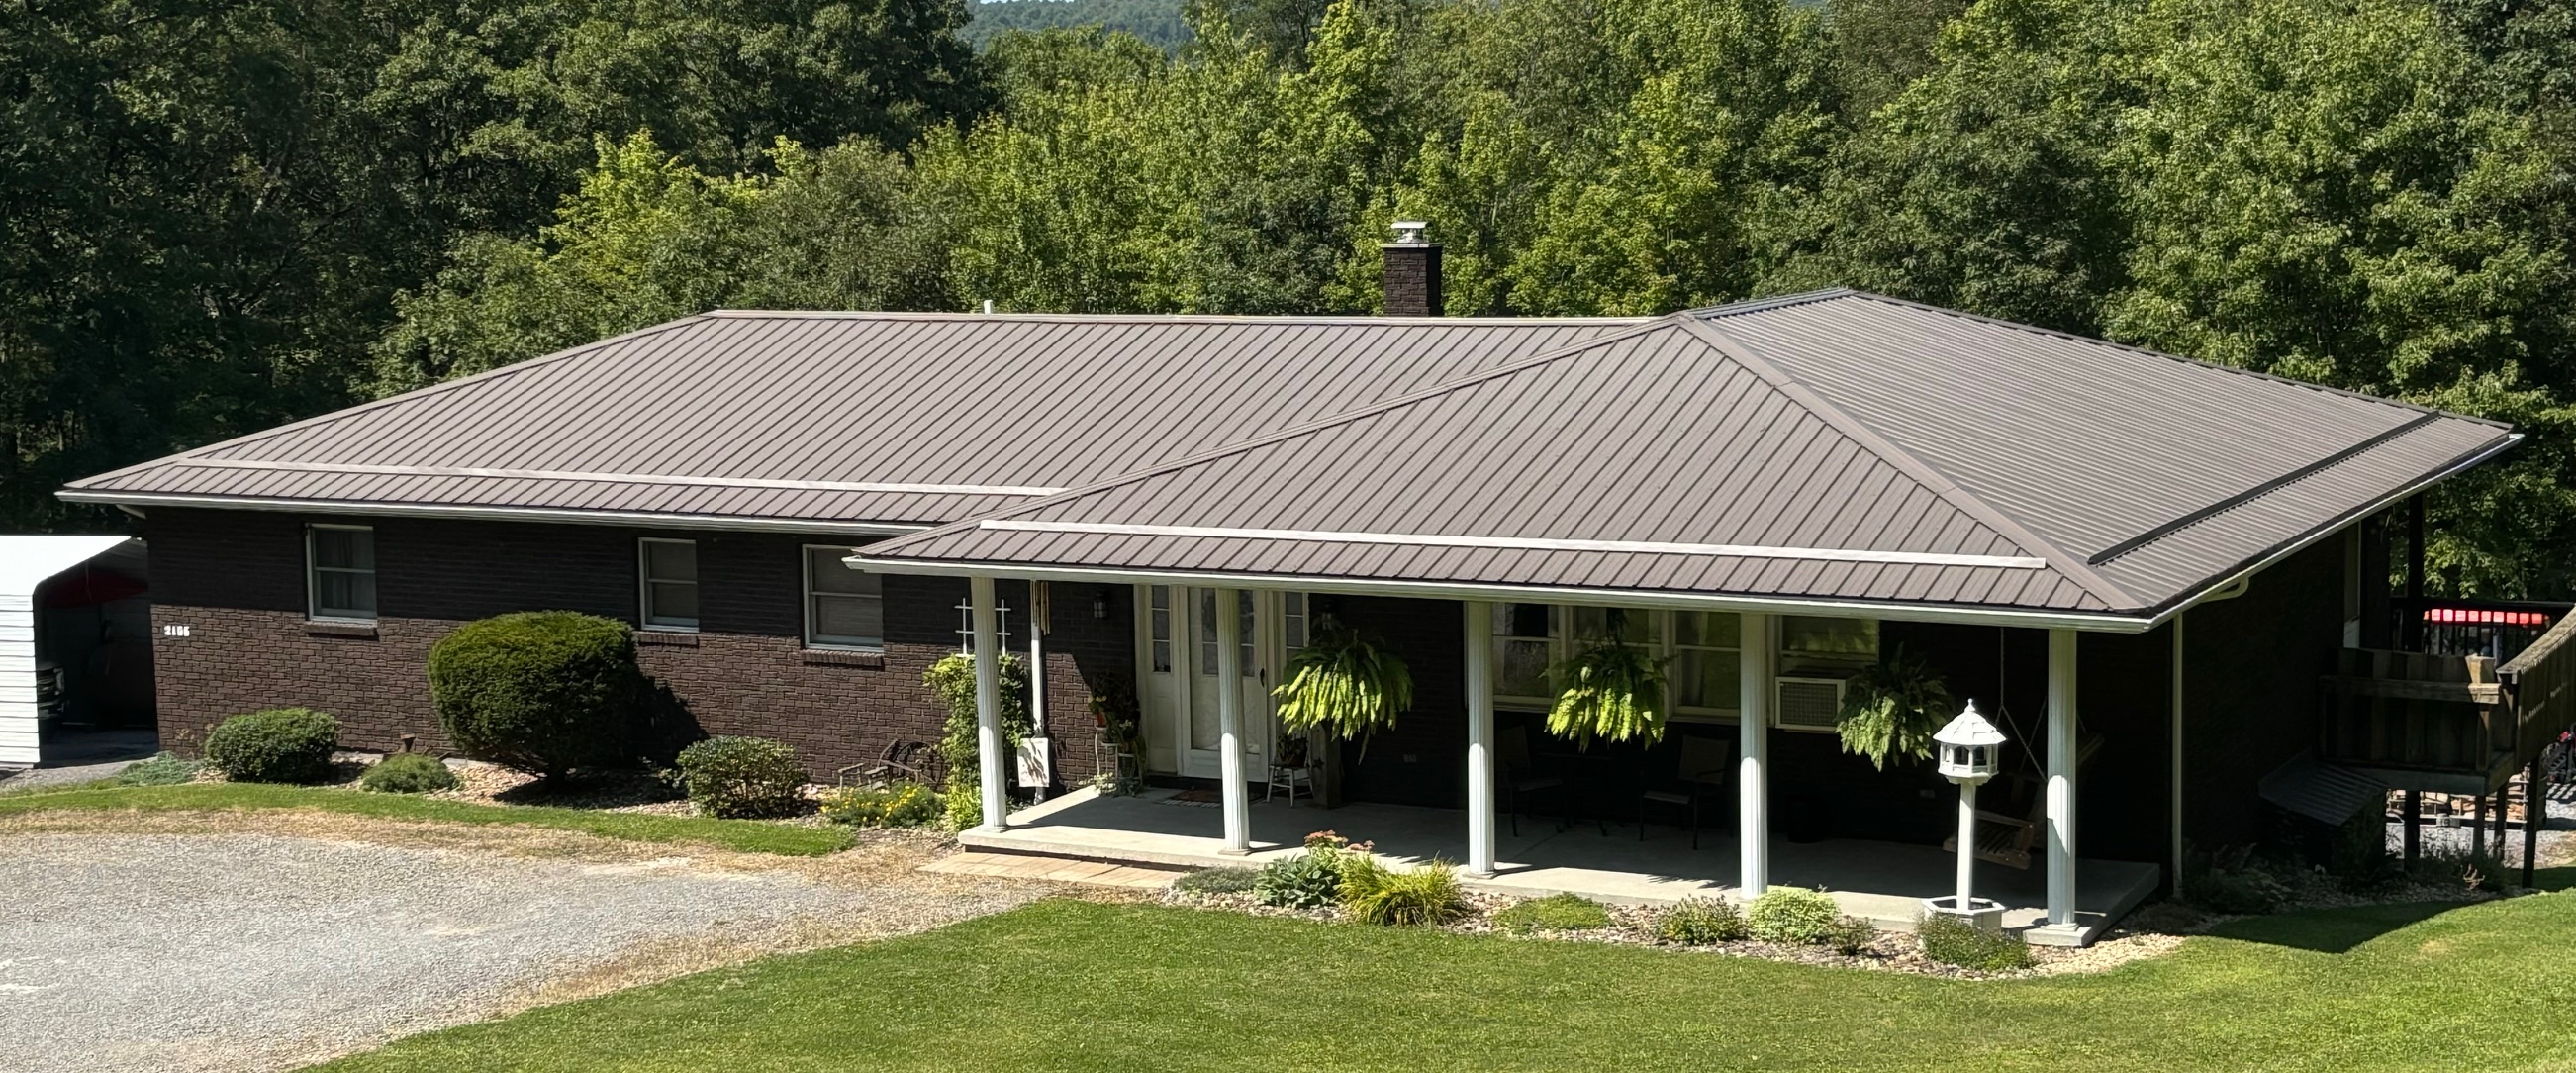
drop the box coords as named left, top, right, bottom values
left=1655, top=897, right=1748, bottom=944
left=203, top=708, right=340, bottom=784
left=1546, top=613, right=1670, bottom=748
left=1746, top=887, right=1843, bottom=945
left=359, top=752, right=460, bottom=794
left=1918, top=914, right=2036, bottom=971
left=1273, top=626, right=1413, bottom=749
left=1494, top=893, right=1611, bottom=934
left=1338, top=855, right=1469, bottom=927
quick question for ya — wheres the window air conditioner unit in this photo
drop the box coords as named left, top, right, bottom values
left=1774, top=676, right=1846, bottom=732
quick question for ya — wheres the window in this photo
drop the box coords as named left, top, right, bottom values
left=1284, top=592, right=1309, bottom=653
left=1195, top=588, right=1256, bottom=677
left=638, top=538, right=699, bottom=631
left=1149, top=586, right=1173, bottom=672
left=306, top=525, right=376, bottom=622
left=1779, top=616, right=1877, bottom=677
left=803, top=545, right=883, bottom=649
left=1490, top=605, right=1747, bottom=720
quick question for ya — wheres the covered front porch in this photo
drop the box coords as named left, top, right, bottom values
left=967, top=787, right=2159, bottom=941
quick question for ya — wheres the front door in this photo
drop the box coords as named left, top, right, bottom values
left=1137, top=585, right=1279, bottom=781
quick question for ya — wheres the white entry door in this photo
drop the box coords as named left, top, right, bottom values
left=1136, top=585, right=1281, bottom=780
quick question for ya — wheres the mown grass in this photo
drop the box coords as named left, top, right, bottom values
left=307, top=887, right=2576, bottom=1073
left=0, top=782, right=852, bottom=856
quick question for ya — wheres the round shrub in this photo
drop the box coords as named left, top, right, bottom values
left=202, top=708, right=339, bottom=784
left=817, top=781, right=942, bottom=828
left=429, top=611, right=641, bottom=777
left=1655, top=897, right=1747, bottom=945
left=1826, top=915, right=1878, bottom=956
left=1746, top=887, right=1844, bottom=945
left=673, top=735, right=810, bottom=818
left=1917, top=914, right=2036, bottom=971
left=360, top=752, right=460, bottom=794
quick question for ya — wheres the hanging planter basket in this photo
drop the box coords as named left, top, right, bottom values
left=1545, top=626, right=1671, bottom=749
left=1271, top=625, right=1414, bottom=747
left=1835, top=644, right=1954, bottom=770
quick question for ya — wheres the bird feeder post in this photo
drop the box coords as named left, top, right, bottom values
left=1926, top=701, right=2008, bottom=933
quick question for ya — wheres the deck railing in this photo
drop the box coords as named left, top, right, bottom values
left=2390, top=597, right=2574, bottom=661
left=2497, top=607, right=2576, bottom=770
left=2329, top=605, right=2576, bottom=791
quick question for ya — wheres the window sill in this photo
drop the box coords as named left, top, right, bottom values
left=635, top=630, right=701, bottom=648
left=801, top=648, right=885, bottom=668
left=304, top=621, right=379, bottom=639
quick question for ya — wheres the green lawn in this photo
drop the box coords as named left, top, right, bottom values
left=0, top=782, right=853, bottom=856
left=309, top=889, right=2576, bottom=1073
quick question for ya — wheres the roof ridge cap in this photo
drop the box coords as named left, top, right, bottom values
left=1673, top=315, right=2139, bottom=610
left=62, top=314, right=721, bottom=490
left=865, top=317, right=1692, bottom=554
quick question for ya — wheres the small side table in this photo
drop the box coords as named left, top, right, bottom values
left=1266, top=763, right=1315, bottom=807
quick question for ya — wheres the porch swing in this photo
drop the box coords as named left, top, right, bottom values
left=1941, top=634, right=2103, bottom=870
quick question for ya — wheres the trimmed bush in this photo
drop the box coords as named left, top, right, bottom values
left=1826, top=915, right=1878, bottom=956
left=818, top=782, right=943, bottom=828
left=429, top=611, right=641, bottom=777
left=203, top=708, right=339, bottom=784
left=1174, top=866, right=1262, bottom=895
left=1494, top=893, right=1611, bottom=933
left=360, top=752, right=460, bottom=794
left=116, top=751, right=202, bottom=787
left=1656, top=897, right=1748, bottom=945
left=1918, top=914, right=2036, bottom=971
left=1746, top=887, right=1843, bottom=945
left=1338, top=856, right=1470, bottom=927
left=673, top=735, right=810, bottom=819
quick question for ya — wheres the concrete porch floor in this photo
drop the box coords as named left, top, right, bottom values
left=963, top=787, right=2160, bottom=945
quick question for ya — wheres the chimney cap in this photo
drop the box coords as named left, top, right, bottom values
left=1389, top=220, right=1430, bottom=244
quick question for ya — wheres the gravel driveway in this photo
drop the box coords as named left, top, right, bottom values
left=0, top=830, right=1024, bottom=1073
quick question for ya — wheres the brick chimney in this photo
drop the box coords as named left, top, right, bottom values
left=1382, top=221, right=1443, bottom=317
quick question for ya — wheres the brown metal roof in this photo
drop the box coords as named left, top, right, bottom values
left=66, top=291, right=2516, bottom=620
left=853, top=292, right=2514, bottom=619
left=62, top=313, right=1641, bottom=530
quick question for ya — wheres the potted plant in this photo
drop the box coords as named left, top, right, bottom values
left=1271, top=621, right=1413, bottom=759
left=1545, top=610, right=1670, bottom=748
left=1834, top=645, right=1954, bottom=770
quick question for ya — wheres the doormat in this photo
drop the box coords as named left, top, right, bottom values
left=1163, top=789, right=1223, bottom=806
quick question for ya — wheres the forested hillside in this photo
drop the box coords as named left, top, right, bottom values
left=7, top=0, right=2576, bottom=598
left=965, top=0, right=1192, bottom=49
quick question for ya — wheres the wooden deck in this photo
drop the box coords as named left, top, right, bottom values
left=2324, top=608, right=2576, bottom=794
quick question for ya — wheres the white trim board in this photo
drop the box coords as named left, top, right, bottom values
left=977, top=521, right=2049, bottom=570
left=56, top=492, right=931, bottom=536
left=156, top=458, right=1071, bottom=497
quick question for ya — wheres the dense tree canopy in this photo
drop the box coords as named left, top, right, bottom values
left=11, top=0, right=2576, bottom=596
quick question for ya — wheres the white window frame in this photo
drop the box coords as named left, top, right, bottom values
left=1489, top=607, right=1882, bottom=725
left=637, top=537, right=700, bottom=633
left=801, top=544, right=884, bottom=651
left=305, top=523, right=377, bottom=624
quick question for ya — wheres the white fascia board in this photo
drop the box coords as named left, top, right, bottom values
left=55, top=491, right=930, bottom=537
left=841, top=556, right=2157, bottom=633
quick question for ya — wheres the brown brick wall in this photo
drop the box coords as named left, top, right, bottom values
left=143, top=508, right=1130, bottom=783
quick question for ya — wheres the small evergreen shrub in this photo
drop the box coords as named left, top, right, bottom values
left=1494, top=893, right=1611, bottom=933
left=1825, top=915, right=1878, bottom=956
left=672, top=735, right=810, bottom=819
left=429, top=611, right=641, bottom=777
left=1655, top=897, right=1748, bottom=944
left=202, top=708, right=339, bottom=784
left=1918, top=914, right=2036, bottom=971
left=1746, top=887, right=1843, bottom=945
left=1338, top=856, right=1470, bottom=927
left=1174, top=866, right=1262, bottom=895
left=116, top=751, right=201, bottom=787
left=359, top=752, right=459, bottom=794
left=818, top=782, right=943, bottom=828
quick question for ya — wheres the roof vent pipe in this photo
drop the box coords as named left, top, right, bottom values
left=1382, top=221, right=1442, bottom=317
left=982, top=299, right=995, bottom=315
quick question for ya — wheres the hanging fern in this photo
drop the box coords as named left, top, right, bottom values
left=1272, top=626, right=1413, bottom=743
left=1545, top=624, right=1670, bottom=749
left=1835, top=645, right=1954, bottom=770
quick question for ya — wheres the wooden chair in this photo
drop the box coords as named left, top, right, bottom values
left=1639, top=734, right=1735, bottom=849
left=1943, top=732, right=2102, bottom=869
left=1496, top=726, right=1568, bottom=837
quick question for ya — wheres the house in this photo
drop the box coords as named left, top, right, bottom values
left=61, top=238, right=2555, bottom=943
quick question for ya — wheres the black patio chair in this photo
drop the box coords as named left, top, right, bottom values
left=1496, top=726, right=1569, bottom=837
left=1639, top=734, right=1734, bottom=849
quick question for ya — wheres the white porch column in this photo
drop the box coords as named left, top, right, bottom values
left=1738, top=611, right=1774, bottom=897
left=971, top=575, right=1008, bottom=831
left=1463, top=601, right=1497, bottom=878
left=2045, top=627, right=2079, bottom=929
left=1215, top=587, right=1251, bottom=854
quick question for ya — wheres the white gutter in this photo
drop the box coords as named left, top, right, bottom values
left=839, top=556, right=2156, bottom=634
left=54, top=490, right=929, bottom=537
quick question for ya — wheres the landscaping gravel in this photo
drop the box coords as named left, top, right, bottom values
left=0, top=831, right=972, bottom=1073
